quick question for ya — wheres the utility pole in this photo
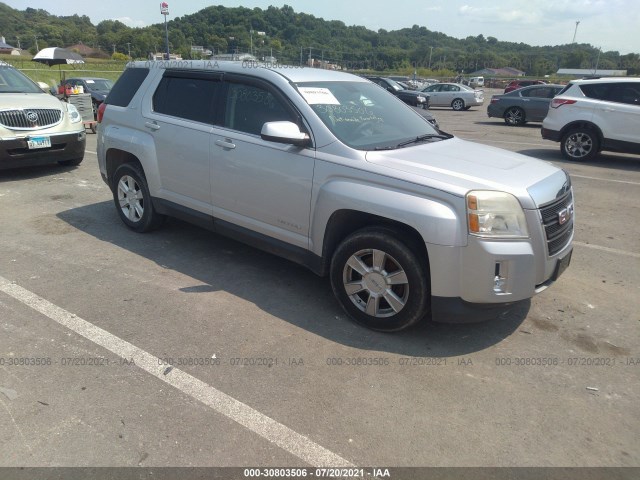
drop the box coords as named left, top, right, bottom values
left=126, top=42, right=131, bottom=59
left=34, top=35, right=39, bottom=51
left=572, top=21, right=580, bottom=44
left=112, top=44, right=116, bottom=54
left=428, top=46, right=433, bottom=70
left=16, top=36, right=20, bottom=49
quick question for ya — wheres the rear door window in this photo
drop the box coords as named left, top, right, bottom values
left=153, top=72, right=221, bottom=123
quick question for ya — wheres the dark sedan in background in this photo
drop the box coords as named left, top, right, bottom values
left=487, top=84, right=564, bottom=126
left=63, top=77, right=113, bottom=117
left=363, top=76, right=429, bottom=107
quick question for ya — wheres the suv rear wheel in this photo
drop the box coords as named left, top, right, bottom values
left=330, top=227, right=429, bottom=331
left=561, top=127, right=599, bottom=161
left=112, top=163, right=164, bottom=232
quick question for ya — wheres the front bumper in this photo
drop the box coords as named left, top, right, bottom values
left=0, top=130, right=86, bottom=169
left=427, top=233, right=573, bottom=323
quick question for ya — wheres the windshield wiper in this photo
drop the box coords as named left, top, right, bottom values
left=373, top=145, right=398, bottom=151
left=396, top=133, right=450, bottom=148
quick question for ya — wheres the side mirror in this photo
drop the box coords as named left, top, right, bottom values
left=261, top=121, right=310, bottom=147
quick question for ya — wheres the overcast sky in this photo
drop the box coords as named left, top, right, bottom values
left=4, top=0, right=639, bottom=54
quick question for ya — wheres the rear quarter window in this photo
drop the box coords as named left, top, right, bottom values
left=579, top=84, right=611, bottom=100
left=105, top=68, right=150, bottom=107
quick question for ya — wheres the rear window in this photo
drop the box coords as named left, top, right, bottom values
left=105, top=68, right=149, bottom=107
left=557, top=83, right=573, bottom=96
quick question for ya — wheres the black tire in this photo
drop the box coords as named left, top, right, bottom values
left=451, top=98, right=465, bottom=111
left=504, top=107, right=525, bottom=126
left=58, top=157, right=83, bottom=167
left=463, top=106, right=471, bottom=111
left=330, top=227, right=430, bottom=332
left=92, top=100, right=99, bottom=120
left=112, top=163, right=164, bottom=232
left=561, top=128, right=599, bottom=161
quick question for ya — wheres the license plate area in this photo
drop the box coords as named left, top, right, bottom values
left=27, top=136, right=51, bottom=149
left=552, top=250, right=572, bottom=281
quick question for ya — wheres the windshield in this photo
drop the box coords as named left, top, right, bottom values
left=84, top=79, right=113, bottom=91
left=0, top=66, right=43, bottom=94
left=385, top=78, right=403, bottom=91
left=296, top=81, right=442, bottom=151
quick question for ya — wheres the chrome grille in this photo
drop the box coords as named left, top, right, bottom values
left=539, top=191, right=574, bottom=256
left=0, top=108, right=62, bottom=130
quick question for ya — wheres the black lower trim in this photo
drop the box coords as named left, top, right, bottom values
left=154, top=198, right=214, bottom=231
left=152, top=197, right=325, bottom=275
left=602, top=137, right=640, bottom=155
left=541, top=127, right=561, bottom=142
left=431, top=296, right=523, bottom=323
left=0, top=131, right=85, bottom=170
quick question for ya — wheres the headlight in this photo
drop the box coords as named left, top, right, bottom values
left=466, top=190, right=528, bottom=238
left=67, top=103, right=82, bottom=123
left=417, top=95, right=427, bottom=103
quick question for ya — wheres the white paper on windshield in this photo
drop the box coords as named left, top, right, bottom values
left=86, top=80, right=95, bottom=83
left=298, top=87, right=340, bottom=105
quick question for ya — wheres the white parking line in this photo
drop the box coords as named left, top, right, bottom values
left=570, top=174, right=640, bottom=186
left=86, top=150, right=97, bottom=155
left=573, top=241, right=640, bottom=259
left=457, top=136, right=552, bottom=148
left=0, top=275, right=354, bottom=468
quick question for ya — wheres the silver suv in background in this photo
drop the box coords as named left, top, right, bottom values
left=98, top=61, right=573, bottom=332
left=542, top=77, right=640, bottom=161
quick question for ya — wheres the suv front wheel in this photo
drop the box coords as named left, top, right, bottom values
left=112, top=163, right=164, bottom=232
left=561, top=128, right=600, bottom=161
left=330, top=228, right=430, bottom=331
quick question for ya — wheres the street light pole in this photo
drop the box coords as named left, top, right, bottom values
left=428, top=46, right=433, bottom=70
left=572, top=21, right=580, bottom=44
left=161, top=2, right=170, bottom=59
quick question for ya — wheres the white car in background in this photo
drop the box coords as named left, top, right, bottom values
left=420, top=82, right=484, bottom=110
left=0, top=61, right=85, bottom=170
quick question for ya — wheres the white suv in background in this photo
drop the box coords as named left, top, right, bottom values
left=542, top=77, right=640, bottom=161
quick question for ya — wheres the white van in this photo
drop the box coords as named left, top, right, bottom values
left=469, top=76, right=484, bottom=88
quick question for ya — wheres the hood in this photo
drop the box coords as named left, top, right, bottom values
left=0, top=92, right=64, bottom=110
left=365, top=137, right=566, bottom=209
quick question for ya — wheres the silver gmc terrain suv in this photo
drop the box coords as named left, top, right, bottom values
left=97, top=61, right=574, bottom=331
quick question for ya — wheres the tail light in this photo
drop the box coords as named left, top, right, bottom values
left=97, top=102, right=107, bottom=123
left=551, top=98, right=577, bottom=109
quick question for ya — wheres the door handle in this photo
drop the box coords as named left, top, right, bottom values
left=144, top=121, right=160, bottom=131
left=215, top=139, right=236, bottom=149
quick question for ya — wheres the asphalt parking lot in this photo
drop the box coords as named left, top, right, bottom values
left=1, top=91, right=639, bottom=476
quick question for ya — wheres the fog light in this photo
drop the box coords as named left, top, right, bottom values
left=493, top=262, right=508, bottom=293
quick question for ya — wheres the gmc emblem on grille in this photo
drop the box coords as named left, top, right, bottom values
left=558, top=204, right=574, bottom=225
left=26, top=111, right=39, bottom=123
